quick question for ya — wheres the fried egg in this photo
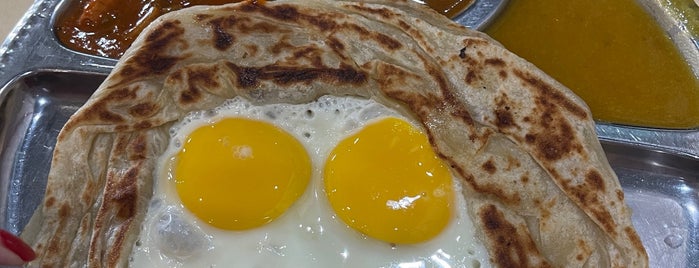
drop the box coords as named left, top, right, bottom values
left=129, top=95, right=490, bottom=267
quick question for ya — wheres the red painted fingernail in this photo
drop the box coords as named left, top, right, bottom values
left=0, top=230, right=36, bottom=262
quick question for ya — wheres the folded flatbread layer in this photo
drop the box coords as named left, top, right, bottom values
left=21, top=0, right=648, bottom=267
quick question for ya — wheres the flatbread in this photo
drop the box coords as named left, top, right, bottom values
left=21, top=0, right=648, bottom=267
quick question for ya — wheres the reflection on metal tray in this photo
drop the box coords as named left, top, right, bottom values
left=1, top=71, right=698, bottom=267
left=603, top=140, right=699, bottom=267
left=0, top=71, right=101, bottom=230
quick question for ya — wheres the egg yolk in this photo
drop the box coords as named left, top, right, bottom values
left=175, top=118, right=311, bottom=230
left=324, top=117, right=454, bottom=244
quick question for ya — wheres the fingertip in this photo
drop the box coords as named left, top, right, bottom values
left=0, top=229, right=36, bottom=263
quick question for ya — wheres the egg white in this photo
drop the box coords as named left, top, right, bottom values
left=129, top=95, right=490, bottom=268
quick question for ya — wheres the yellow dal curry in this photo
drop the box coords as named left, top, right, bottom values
left=486, top=0, right=699, bottom=129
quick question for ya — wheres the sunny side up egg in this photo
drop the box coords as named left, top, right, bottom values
left=129, top=95, right=491, bottom=267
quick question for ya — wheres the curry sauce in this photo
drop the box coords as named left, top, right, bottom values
left=55, top=0, right=245, bottom=58
left=55, top=0, right=474, bottom=58
left=486, top=0, right=699, bottom=129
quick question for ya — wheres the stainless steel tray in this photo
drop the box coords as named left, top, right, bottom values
left=0, top=0, right=697, bottom=267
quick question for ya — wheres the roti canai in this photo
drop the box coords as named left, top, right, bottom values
left=21, top=0, right=647, bottom=267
